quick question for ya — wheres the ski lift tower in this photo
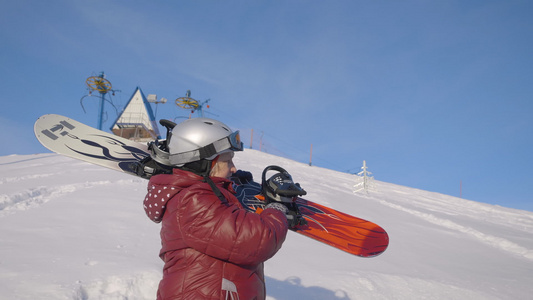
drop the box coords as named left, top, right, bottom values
left=175, top=90, right=211, bottom=118
left=81, top=72, right=119, bottom=130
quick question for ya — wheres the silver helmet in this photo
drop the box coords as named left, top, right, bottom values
left=167, top=118, right=243, bottom=166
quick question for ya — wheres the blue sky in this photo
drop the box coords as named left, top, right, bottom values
left=1, top=0, right=532, bottom=211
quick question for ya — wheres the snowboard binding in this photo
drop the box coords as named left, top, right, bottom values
left=130, top=119, right=177, bottom=178
left=262, top=165, right=308, bottom=227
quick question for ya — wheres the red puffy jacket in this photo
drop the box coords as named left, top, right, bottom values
left=144, top=169, right=288, bottom=300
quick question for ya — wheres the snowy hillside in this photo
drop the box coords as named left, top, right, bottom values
left=1, top=150, right=532, bottom=299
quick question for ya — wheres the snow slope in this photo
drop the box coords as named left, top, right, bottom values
left=1, top=150, right=532, bottom=299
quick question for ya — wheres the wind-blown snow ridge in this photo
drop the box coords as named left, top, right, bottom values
left=376, top=197, right=533, bottom=260
left=384, top=185, right=533, bottom=233
left=0, top=173, right=56, bottom=185
left=0, top=181, right=112, bottom=216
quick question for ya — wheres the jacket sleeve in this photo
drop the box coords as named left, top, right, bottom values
left=175, top=185, right=288, bottom=266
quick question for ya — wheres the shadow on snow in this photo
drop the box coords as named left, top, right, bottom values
left=266, top=276, right=350, bottom=300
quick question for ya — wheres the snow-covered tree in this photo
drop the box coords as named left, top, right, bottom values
left=353, top=160, right=374, bottom=194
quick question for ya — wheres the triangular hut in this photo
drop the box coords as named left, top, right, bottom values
left=111, top=87, right=160, bottom=141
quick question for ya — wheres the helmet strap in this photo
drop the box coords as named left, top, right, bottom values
left=202, top=175, right=228, bottom=204
left=179, top=157, right=228, bottom=204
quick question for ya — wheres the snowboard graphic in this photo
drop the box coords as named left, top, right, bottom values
left=34, top=114, right=389, bottom=257
left=34, top=114, right=151, bottom=176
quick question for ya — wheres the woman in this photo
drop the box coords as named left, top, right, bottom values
left=144, top=118, right=289, bottom=299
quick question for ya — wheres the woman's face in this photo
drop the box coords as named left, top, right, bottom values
left=210, top=151, right=237, bottom=179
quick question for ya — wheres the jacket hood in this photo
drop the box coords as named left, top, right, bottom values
left=143, top=168, right=234, bottom=223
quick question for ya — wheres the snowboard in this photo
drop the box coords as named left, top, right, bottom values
left=232, top=180, right=388, bottom=257
left=34, top=114, right=389, bottom=257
